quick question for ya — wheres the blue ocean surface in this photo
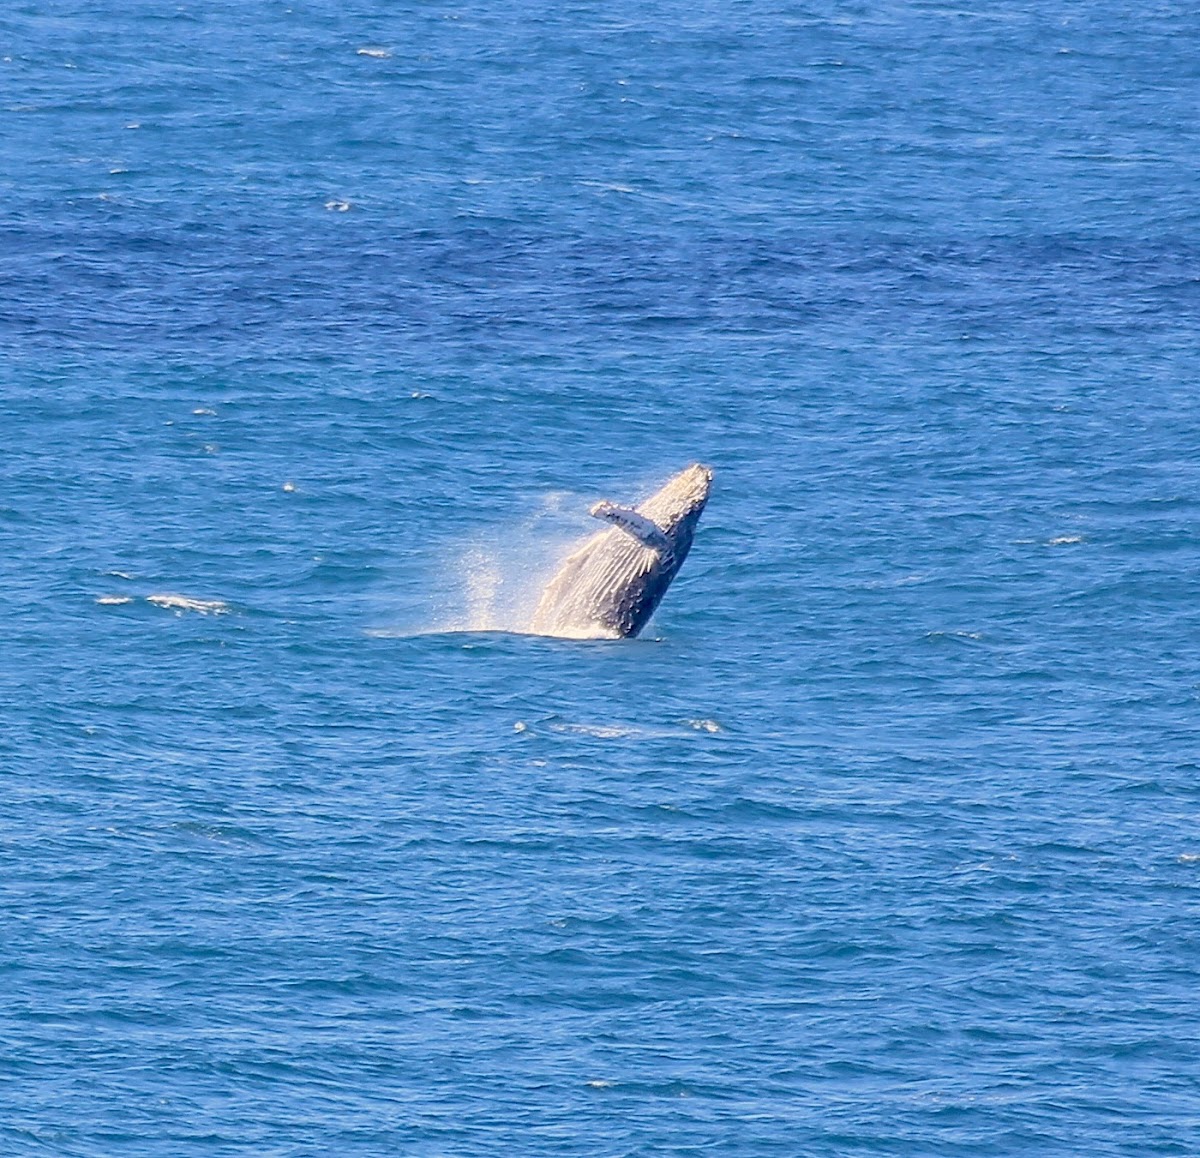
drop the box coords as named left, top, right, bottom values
left=3, top=2, right=1199, bottom=1153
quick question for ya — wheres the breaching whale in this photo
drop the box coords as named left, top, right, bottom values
left=530, top=464, right=713, bottom=639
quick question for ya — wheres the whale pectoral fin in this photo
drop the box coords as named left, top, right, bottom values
left=588, top=501, right=671, bottom=555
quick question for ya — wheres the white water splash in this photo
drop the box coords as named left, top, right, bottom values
left=412, top=504, right=595, bottom=636
left=459, top=548, right=503, bottom=631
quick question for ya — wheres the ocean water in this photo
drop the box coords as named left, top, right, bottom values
left=3, top=1, right=1199, bottom=1153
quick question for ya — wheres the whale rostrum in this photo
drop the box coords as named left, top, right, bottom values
left=530, top=464, right=713, bottom=639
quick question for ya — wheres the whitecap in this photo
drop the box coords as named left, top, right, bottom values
left=863, top=573, right=928, bottom=589
left=356, top=47, right=391, bottom=58
left=146, top=594, right=230, bottom=616
left=580, top=179, right=635, bottom=194
left=96, top=595, right=133, bottom=606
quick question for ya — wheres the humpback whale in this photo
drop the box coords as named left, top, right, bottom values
left=530, top=464, right=713, bottom=639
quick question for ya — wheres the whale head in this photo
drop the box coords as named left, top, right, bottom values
left=637, top=462, right=713, bottom=555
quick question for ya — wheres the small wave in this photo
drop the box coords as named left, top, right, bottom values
left=1048, top=535, right=1085, bottom=546
left=325, top=199, right=351, bottom=212
left=685, top=718, right=722, bottom=733
left=551, top=721, right=642, bottom=739
left=146, top=593, right=230, bottom=616
left=96, top=595, right=133, bottom=606
left=356, top=46, right=391, bottom=58
left=862, top=573, right=928, bottom=590
left=580, top=179, right=636, bottom=194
